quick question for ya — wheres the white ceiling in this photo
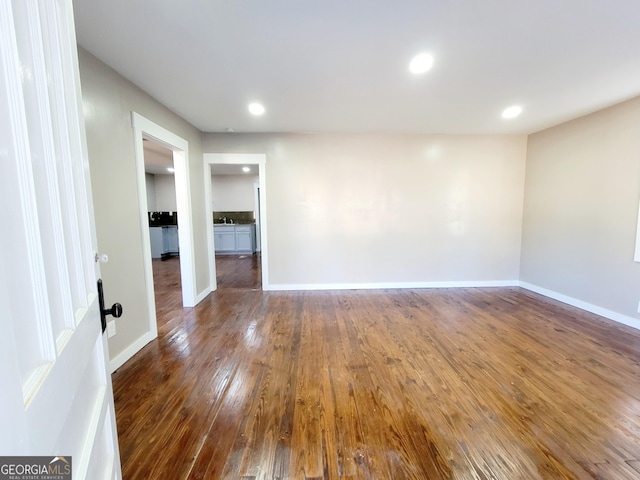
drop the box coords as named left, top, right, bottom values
left=143, top=139, right=173, bottom=175
left=73, top=0, right=640, bottom=135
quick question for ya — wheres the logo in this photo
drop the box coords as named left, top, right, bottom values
left=0, top=456, right=71, bottom=480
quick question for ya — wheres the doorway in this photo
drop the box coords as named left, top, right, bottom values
left=210, top=165, right=262, bottom=289
left=142, top=138, right=184, bottom=311
left=132, top=112, right=196, bottom=353
left=204, top=153, right=269, bottom=291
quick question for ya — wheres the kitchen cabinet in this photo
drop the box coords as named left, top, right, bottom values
left=149, top=227, right=164, bottom=258
left=214, top=226, right=236, bottom=252
left=163, top=225, right=179, bottom=254
left=149, top=225, right=179, bottom=258
left=235, top=225, right=254, bottom=252
left=214, top=224, right=256, bottom=254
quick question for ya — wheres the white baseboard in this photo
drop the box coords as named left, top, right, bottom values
left=266, top=280, right=520, bottom=291
left=109, top=331, right=156, bottom=373
left=194, top=285, right=212, bottom=305
left=519, top=282, right=640, bottom=331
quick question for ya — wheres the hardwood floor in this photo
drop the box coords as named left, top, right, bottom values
left=214, top=253, right=262, bottom=290
left=113, top=258, right=640, bottom=479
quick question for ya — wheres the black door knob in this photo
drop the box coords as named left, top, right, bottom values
left=97, top=279, right=123, bottom=333
left=106, top=302, right=123, bottom=318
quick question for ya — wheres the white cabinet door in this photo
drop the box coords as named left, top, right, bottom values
left=214, top=226, right=236, bottom=252
left=236, top=231, right=253, bottom=251
left=162, top=226, right=179, bottom=254
left=218, top=231, right=237, bottom=251
left=0, top=1, right=121, bottom=478
left=149, top=227, right=163, bottom=258
left=213, top=232, right=223, bottom=249
left=235, top=225, right=256, bottom=253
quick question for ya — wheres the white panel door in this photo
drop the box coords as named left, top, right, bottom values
left=0, top=1, right=122, bottom=479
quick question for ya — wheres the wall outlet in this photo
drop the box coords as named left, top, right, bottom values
left=637, top=301, right=640, bottom=314
left=107, top=320, right=116, bottom=338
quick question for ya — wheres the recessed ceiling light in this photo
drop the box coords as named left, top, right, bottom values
left=502, top=105, right=523, bottom=119
left=242, top=166, right=251, bottom=173
left=409, top=53, right=434, bottom=75
left=166, top=167, right=175, bottom=173
left=248, top=103, right=265, bottom=116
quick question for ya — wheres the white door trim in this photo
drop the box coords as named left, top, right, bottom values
left=204, top=153, right=269, bottom=290
left=253, top=182, right=262, bottom=252
left=132, top=113, right=196, bottom=342
left=635, top=200, right=640, bottom=262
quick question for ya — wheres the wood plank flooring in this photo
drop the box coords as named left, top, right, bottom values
left=113, top=257, right=640, bottom=479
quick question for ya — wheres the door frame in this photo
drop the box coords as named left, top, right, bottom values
left=253, top=182, right=262, bottom=252
left=204, top=153, right=269, bottom=290
left=132, top=114, right=196, bottom=342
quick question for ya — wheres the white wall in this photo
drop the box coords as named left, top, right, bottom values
left=145, top=173, right=156, bottom=211
left=521, top=96, right=640, bottom=321
left=211, top=174, right=258, bottom=211
left=203, top=133, right=527, bottom=287
left=78, top=48, right=209, bottom=362
left=154, top=174, right=177, bottom=211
